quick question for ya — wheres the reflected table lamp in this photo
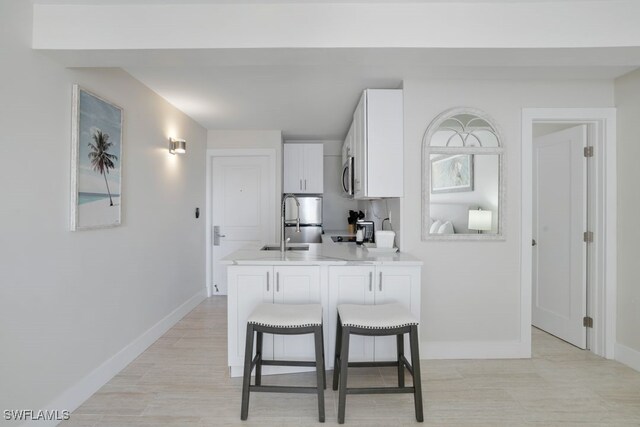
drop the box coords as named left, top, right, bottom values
left=468, top=209, right=492, bottom=234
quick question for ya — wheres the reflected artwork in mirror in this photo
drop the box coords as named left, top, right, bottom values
left=422, top=108, right=504, bottom=240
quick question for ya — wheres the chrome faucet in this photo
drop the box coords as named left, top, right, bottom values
left=281, top=194, right=301, bottom=252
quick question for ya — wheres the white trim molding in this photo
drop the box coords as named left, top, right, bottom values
left=521, top=107, right=617, bottom=359
left=615, top=343, right=640, bottom=372
left=205, top=148, right=278, bottom=297
left=34, top=289, right=207, bottom=427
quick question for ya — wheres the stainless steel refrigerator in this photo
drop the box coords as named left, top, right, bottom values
left=284, top=196, right=323, bottom=243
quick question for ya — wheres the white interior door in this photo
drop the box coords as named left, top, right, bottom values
left=211, top=155, right=275, bottom=294
left=532, top=125, right=587, bottom=349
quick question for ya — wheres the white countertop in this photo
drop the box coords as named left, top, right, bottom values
left=221, top=230, right=422, bottom=266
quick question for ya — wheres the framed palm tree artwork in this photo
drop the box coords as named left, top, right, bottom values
left=70, top=85, right=123, bottom=230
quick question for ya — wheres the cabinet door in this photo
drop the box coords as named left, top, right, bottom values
left=227, top=266, right=275, bottom=367
left=302, top=144, right=324, bottom=193
left=273, top=266, right=321, bottom=361
left=353, top=92, right=367, bottom=198
left=373, top=266, right=421, bottom=361
left=283, top=144, right=303, bottom=193
left=328, top=266, right=375, bottom=365
left=365, top=89, right=404, bottom=198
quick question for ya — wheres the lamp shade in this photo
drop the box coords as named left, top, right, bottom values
left=468, top=209, right=492, bottom=231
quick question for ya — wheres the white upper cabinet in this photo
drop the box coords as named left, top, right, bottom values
left=283, top=143, right=324, bottom=194
left=348, top=89, right=404, bottom=199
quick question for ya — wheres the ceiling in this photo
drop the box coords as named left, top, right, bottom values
left=33, top=0, right=606, bottom=4
left=35, top=1, right=640, bottom=139
left=118, top=48, right=639, bottom=139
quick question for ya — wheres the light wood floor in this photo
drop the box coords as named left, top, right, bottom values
left=64, top=297, right=640, bottom=426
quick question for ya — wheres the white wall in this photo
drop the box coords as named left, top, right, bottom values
left=401, top=79, right=614, bottom=357
left=0, top=0, right=207, bottom=418
left=614, top=69, right=640, bottom=367
left=533, top=123, right=580, bottom=138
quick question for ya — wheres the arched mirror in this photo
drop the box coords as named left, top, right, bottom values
left=422, top=107, right=504, bottom=240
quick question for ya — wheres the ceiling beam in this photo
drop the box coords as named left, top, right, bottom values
left=33, top=2, right=640, bottom=50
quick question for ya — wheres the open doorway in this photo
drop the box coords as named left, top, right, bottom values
left=521, top=108, right=617, bottom=359
left=532, top=124, right=589, bottom=350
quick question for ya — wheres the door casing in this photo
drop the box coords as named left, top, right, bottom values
left=521, top=108, right=617, bottom=359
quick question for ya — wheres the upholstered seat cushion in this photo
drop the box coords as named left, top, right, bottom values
left=338, top=303, right=418, bottom=329
left=248, top=303, right=323, bottom=328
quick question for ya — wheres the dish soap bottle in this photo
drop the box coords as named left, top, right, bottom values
left=356, top=227, right=364, bottom=246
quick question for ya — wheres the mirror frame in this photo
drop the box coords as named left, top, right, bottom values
left=422, top=107, right=505, bottom=241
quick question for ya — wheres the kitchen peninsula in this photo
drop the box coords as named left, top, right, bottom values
left=222, top=236, right=422, bottom=377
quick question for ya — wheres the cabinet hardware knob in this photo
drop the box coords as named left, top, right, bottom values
left=276, top=272, right=280, bottom=292
left=304, top=179, right=307, bottom=190
left=266, top=272, right=270, bottom=291
left=369, top=272, right=373, bottom=292
left=379, top=272, right=383, bottom=291
left=300, top=179, right=302, bottom=190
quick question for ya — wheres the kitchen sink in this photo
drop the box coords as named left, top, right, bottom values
left=261, top=245, right=310, bottom=251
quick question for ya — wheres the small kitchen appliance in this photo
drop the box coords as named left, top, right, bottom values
left=356, top=220, right=375, bottom=243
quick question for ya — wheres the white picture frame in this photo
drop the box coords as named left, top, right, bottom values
left=70, top=85, right=123, bottom=231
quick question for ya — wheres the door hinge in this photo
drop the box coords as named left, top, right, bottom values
left=583, top=316, right=593, bottom=328
left=584, top=146, right=594, bottom=158
left=583, top=231, right=593, bottom=243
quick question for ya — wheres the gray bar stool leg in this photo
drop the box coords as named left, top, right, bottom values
left=255, top=331, right=263, bottom=386
left=332, top=318, right=343, bottom=390
left=409, top=325, right=424, bottom=422
left=337, top=326, right=350, bottom=424
left=240, top=324, right=255, bottom=421
left=397, top=332, right=405, bottom=387
left=321, top=324, right=327, bottom=390
left=314, top=326, right=326, bottom=422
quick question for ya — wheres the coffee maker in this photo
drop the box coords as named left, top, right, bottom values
left=356, top=220, right=375, bottom=244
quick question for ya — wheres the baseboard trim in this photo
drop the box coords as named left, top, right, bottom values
left=615, top=342, right=640, bottom=372
left=32, top=289, right=207, bottom=427
left=421, top=339, right=529, bottom=359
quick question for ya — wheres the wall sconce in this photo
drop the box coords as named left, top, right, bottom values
left=169, top=137, right=186, bottom=155
left=468, top=209, right=492, bottom=234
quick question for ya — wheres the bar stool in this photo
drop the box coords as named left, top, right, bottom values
left=332, top=303, right=424, bottom=424
left=241, top=303, right=326, bottom=422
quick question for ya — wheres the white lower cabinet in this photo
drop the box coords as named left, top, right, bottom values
left=273, top=266, right=321, bottom=361
left=227, top=266, right=274, bottom=367
left=373, top=266, right=420, bottom=361
left=328, top=266, right=376, bottom=362
left=228, top=263, right=420, bottom=375
left=227, top=265, right=321, bottom=371
left=327, top=265, right=421, bottom=367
